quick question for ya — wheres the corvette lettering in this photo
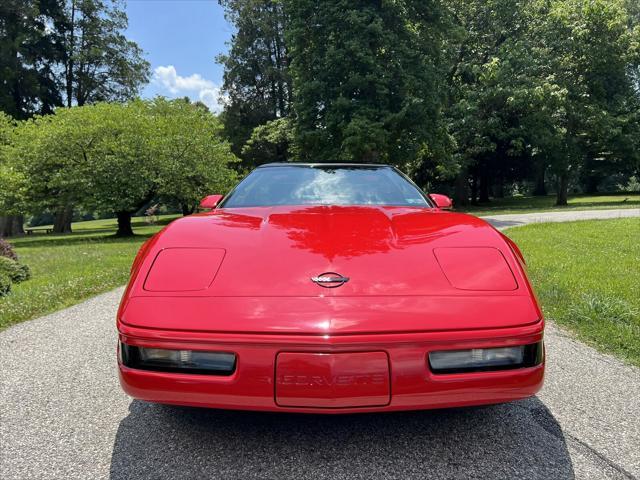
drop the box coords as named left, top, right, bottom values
left=278, top=374, right=387, bottom=387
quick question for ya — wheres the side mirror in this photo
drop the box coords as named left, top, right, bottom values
left=428, top=193, right=453, bottom=210
left=199, top=194, right=224, bottom=210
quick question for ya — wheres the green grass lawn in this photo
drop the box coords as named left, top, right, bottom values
left=0, top=215, right=178, bottom=329
left=459, top=192, right=639, bottom=216
left=505, top=218, right=640, bottom=366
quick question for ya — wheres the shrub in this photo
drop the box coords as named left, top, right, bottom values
left=0, top=237, right=18, bottom=261
left=0, top=271, right=10, bottom=297
left=0, top=256, right=30, bottom=283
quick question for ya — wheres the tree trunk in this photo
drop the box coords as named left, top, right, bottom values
left=479, top=170, right=490, bottom=203
left=494, top=174, right=505, bottom=198
left=13, top=215, right=24, bottom=235
left=584, top=175, right=600, bottom=194
left=116, top=211, right=134, bottom=237
left=181, top=203, right=195, bottom=216
left=453, top=169, right=469, bottom=206
left=556, top=171, right=569, bottom=206
left=65, top=0, right=76, bottom=107
left=53, top=205, right=73, bottom=234
left=533, top=164, right=547, bottom=196
left=0, top=215, right=25, bottom=237
left=470, top=172, right=479, bottom=205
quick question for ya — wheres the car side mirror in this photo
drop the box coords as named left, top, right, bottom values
left=429, top=193, right=453, bottom=210
left=199, top=194, right=224, bottom=210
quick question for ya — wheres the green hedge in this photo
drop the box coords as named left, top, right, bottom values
left=0, top=256, right=31, bottom=297
left=0, top=271, right=10, bottom=296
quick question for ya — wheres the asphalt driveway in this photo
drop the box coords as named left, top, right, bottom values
left=1, top=209, right=639, bottom=479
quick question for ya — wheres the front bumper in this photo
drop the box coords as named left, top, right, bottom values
left=118, top=320, right=544, bottom=414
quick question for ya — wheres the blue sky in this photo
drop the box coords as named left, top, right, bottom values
left=125, top=0, right=233, bottom=112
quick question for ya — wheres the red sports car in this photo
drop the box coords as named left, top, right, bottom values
left=117, top=163, right=544, bottom=413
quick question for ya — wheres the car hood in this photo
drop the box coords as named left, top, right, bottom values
left=132, top=205, right=525, bottom=298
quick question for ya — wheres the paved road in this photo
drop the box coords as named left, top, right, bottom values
left=1, top=210, right=639, bottom=479
left=482, top=207, right=640, bottom=229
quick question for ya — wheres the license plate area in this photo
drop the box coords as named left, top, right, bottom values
left=275, top=352, right=390, bottom=408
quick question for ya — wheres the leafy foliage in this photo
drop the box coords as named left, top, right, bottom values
left=0, top=271, right=10, bottom=296
left=59, top=0, right=150, bottom=106
left=7, top=99, right=239, bottom=235
left=0, top=256, right=30, bottom=283
left=217, top=0, right=291, bottom=164
left=242, top=117, right=294, bottom=165
left=219, top=0, right=639, bottom=202
left=286, top=0, right=446, bottom=166
left=0, top=0, right=149, bottom=119
left=440, top=0, right=640, bottom=204
left=0, top=0, right=64, bottom=119
left=0, top=237, right=18, bottom=261
left=0, top=250, right=30, bottom=298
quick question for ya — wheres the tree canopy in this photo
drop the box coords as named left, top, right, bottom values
left=217, top=0, right=291, bottom=165
left=6, top=100, right=238, bottom=236
left=217, top=0, right=640, bottom=205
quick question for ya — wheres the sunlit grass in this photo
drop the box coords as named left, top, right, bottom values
left=505, top=218, right=640, bottom=366
left=460, top=192, right=639, bottom=216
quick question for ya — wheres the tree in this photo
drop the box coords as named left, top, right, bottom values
left=285, top=0, right=446, bottom=166
left=10, top=107, right=103, bottom=233
left=0, top=0, right=65, bottom=119
left=440, top=0, right=534, bottom=205
left=217, top=0, right=292, bottom=165
left=9, top=100, right=239, bottom=237
left=438, top=0, right=639, bottom=205
left=0, top=112, right=27, bottom=236
left=59, top=0, right=150, bottom=107
left=525, top=0, right=640, bottom=205
left=149, top=98, right=239, bottom=215
left=1, top=0, right=150, bottom=233
left=241, top=117, right=294, bottom=165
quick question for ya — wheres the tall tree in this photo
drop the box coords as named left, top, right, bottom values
left=60, top=0, right=150, bottom=107
left=1, top=0, right=150, bottom=234
left=217, top=0, right=291, bottom=164
left=440, top=0, right=532, bottom=205
left=525, top=0, right=640, bottom=204
left=286, top=0, right=446, bottom=166
left=439, top=0, right=639, bottom=205
left=0, top=0, right=64, bottom=120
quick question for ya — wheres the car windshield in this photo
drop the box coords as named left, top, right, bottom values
left=220, top=165, right=431, bottom=208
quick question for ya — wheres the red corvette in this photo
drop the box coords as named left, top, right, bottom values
left=117, top=163, right=544, bottom=413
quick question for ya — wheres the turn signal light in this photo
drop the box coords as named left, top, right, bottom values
left=428, top=342, right=543, bottom=374
left=120, top=343, right=236, bottom=375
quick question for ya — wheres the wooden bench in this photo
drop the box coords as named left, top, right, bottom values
left=25, top=228, right=54, bottom=235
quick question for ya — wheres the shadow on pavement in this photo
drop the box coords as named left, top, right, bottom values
left=110, top=396, right=574, bottom=479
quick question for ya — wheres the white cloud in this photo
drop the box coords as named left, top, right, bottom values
left=153, top=65, right=222, bottom=113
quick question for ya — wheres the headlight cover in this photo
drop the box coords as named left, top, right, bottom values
left=428, top=342, right=543, bottom=374
left=433, top=247, right=518, bottom=291
left=143, top=248, right=226, bottom=292
left=121, top=343, right=236, bottom=375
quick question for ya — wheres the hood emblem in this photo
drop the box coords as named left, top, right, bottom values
left=311, top=272, right=350, bottom=288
